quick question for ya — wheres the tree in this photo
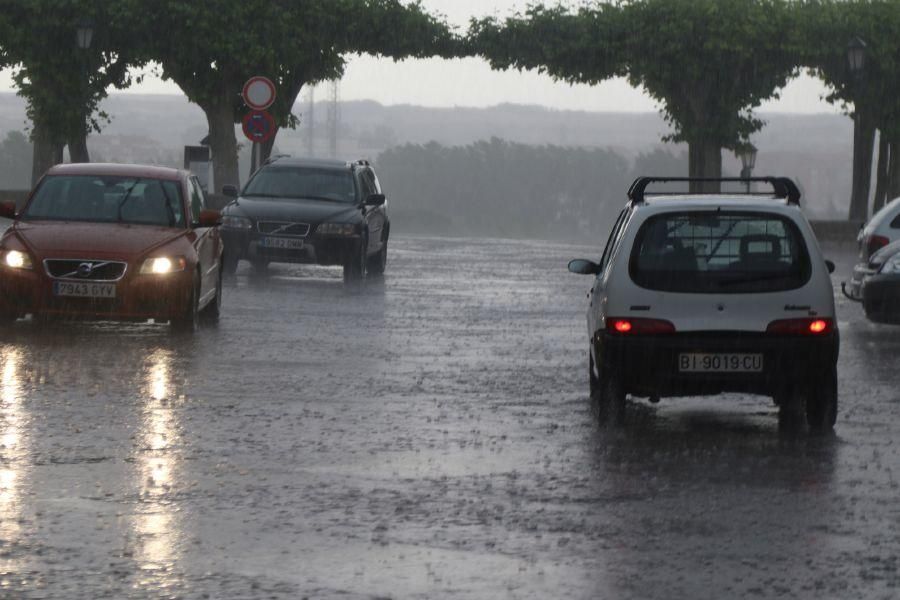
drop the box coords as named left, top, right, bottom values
left=798, top=0, right=900, bottom=218
left=0, top=1, right=143, bottom=184
left=473, top=0, right=798, bottom=192
left=140, top=0, right=459, bottom=193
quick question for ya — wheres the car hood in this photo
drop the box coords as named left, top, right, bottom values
left=10, top=220, right=187, bottom=259
left=228, top=196, right=362, bottom=224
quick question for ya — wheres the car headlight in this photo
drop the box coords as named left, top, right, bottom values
left=222, top=215, right=253, bottom=230
left=317, top=223, right=357, bottom=236
left=3, top=249, right=33, bottom=270
left=140, top=256, right=187, bottom=275
left=879, top=254, right=900, bottom=274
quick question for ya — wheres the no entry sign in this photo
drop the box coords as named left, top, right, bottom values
left=242, top=76, right=276, bottom=111
left=242, top=110, right=277, bottom=144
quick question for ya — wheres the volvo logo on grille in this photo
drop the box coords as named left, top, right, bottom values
left=77, top=262, right=94, bottom=278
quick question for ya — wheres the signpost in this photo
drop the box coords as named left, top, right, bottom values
left=242, top=76, right=277, bottom=174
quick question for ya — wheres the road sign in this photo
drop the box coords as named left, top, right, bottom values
left=242, top=110, right=277, bottom=144
left=242, top=76, right=276, bottom=111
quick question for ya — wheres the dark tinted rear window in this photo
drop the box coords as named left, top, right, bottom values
left=629, top=211, right=811, bottom=294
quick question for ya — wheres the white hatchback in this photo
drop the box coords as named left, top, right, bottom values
left=569, top=177, right=839, bottom=431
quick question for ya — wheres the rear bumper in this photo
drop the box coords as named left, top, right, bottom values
left=862, top=274, right=900, bottom=324
left=0, top=266, right=192, bottom=321
left=222, top=230, right=360, bottom=266
left=594, top=330, right=839, bottom=398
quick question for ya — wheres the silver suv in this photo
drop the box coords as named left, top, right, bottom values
left=569, top=177, right=839, bottom=431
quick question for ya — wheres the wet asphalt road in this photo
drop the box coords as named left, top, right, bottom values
left=0, top=235, right=897, bottom=599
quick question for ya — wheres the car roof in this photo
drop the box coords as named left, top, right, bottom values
left=265, top=157, right=360, bottom=171
left=46, top=162, right=186, bottom=181
left=636, top=194, right=799, bottom=215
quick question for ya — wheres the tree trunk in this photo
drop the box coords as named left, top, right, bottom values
left=31, top=123, right=63, bottom=186
left=888, top=138, right=900, bottom=201
left=872, top=132, right=890, bottom=214
left=67, top=132, right=90, bottom=164
left=687, top=136, right=722, bottom=193
left=259, top=129, right=280, bottom=164
left=849, top=111, right=876, bottom=222
left=205, top=99, right=240, bottom=193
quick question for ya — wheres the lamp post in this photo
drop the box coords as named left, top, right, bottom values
left=736, top=143, right=757, bottom=193
left=72, top=18, right=95, bottom=164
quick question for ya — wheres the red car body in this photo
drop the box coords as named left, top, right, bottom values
left=0, top=163, right=223, bottom=328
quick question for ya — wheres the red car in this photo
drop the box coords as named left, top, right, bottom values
left=0, top=163, right=223, bottom=331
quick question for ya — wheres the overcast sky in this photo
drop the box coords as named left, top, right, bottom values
left=0, top=0, right=838, bottom=114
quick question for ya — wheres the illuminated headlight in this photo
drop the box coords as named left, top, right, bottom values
left=140, top=256, right=187, bottom=275
left=317, top=223, right=357, bottom=236
left=879, top=254, right=900, bottom=274
left=222, top=215, right=253, bottom=230
left=4, top=250, right=32, bottom=270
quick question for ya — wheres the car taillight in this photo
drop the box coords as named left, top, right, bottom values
left=866, top=235, right=890, bottom=257
left=605, top=317, right=676, bottom=335
left=766, top=318, right=834, bottom=335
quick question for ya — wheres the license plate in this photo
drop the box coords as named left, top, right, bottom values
left=679, top=353, right=763, bottom=373
left=53, top=280, right=116, bottom=299
left=261, top=237, right=304, bottom=250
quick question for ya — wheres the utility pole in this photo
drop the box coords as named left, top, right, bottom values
left=306, top=86, right=315, bottom=157
left=326, top=80, right=340, bottom=159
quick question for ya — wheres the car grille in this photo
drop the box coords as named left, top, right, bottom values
left=44, top=259, right=128, bottom=281
left=257, top=221, right=310, bottom=237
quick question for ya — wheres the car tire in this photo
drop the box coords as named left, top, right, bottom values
left=595, top=364, right=626, bottom=425
left=588, top=351, right=600, bottom=396
left=171, top=272, right=200, bottom=333
left=200, top=261, right=223, bottom=323
left=367, top=238, right=388, bottom=276
left=343, top=234, right=367, bottom=285
left=806, top=367, right=838, bottom=432
left=223, top=253, right=238, bottom=277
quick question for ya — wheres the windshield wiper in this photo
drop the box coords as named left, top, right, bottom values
left=116, top=180, right=141, bottom=222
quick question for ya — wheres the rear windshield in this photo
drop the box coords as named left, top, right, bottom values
left=23, top=175, right=184, bottom=227
left=629, top=211, right=811, bottom=294
left=244, top=167, right=357, bottom=203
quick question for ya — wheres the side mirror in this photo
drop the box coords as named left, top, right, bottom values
left=568, top=259, right=601, bottom=275
left=364, top=193, right=386, bottom=207
left=196, top=209, right=222, bottom=228
left=825, top=259, right=836, bottom=274
left=0, top=201, right=16, bottom=219
left=222, top=185, right=239, bottom=198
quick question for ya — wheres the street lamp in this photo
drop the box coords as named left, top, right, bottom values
left=75, top=18, right=95, bottom=50
left=847, top=36, right=866, bottom=74
left=736, top=143, right=757, bottom=192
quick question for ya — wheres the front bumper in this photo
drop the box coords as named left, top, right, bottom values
left=0, top=266, right=192, bottom=321
left=221, top=229, right=360, bottom=266
left=861, top=274, right=900, bottom=324
left=594, top=330, right=839, bottom=398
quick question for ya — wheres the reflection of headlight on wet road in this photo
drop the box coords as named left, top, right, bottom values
left=140, top=256, right=186, bottom=275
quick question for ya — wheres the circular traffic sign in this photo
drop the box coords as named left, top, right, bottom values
left=242, top=76, right=276, bottom=111
left=242, top=110, right=277, bottom=144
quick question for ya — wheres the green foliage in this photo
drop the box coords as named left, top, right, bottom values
left=0, top=0, right=144, bottom=145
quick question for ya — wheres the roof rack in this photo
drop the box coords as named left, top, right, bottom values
left=627, top=177, right=801, bottom=206
left=355, top=159, right=371, bottom=167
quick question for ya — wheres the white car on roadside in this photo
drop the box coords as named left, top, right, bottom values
left=845, top=195, right=900, bottom=299
left=568, top=177, right=839, bottom=431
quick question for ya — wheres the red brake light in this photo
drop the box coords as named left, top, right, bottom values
left=606, top=317, right=676, bottom=335
left=866, top=235, right=890, bottom=257
left=766, top=318, right=834, bottom=335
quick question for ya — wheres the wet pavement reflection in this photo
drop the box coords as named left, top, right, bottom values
left=0, top=237, right=896, bottom=598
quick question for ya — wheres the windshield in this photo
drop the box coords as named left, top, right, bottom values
left=629, top=211, right=812, bottom=294
left=243, top=167, right=357, bottom=203
left=23, top=175, right=184, bottom=227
